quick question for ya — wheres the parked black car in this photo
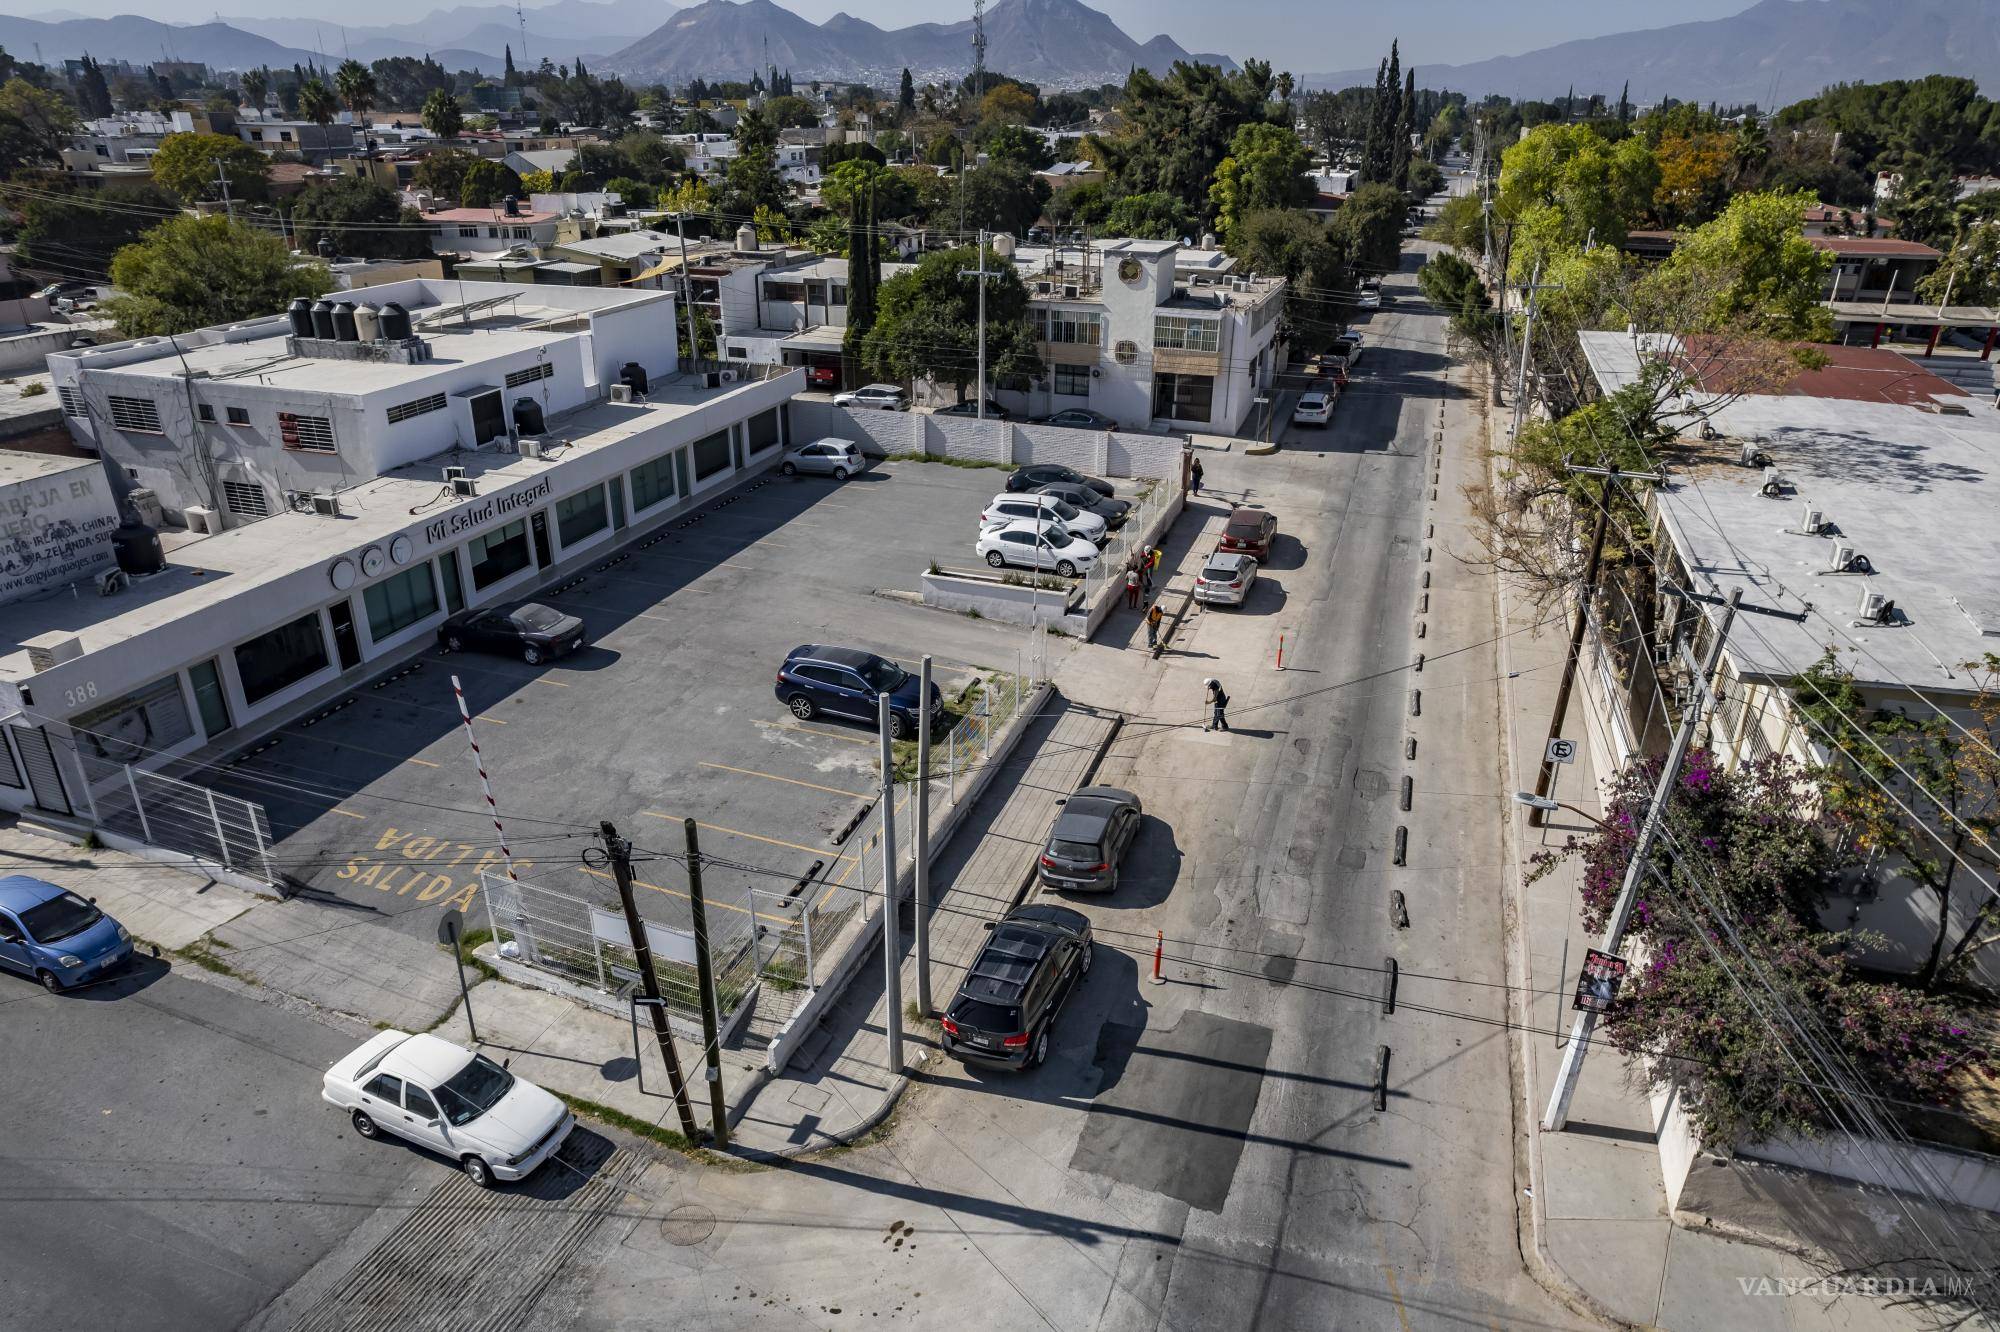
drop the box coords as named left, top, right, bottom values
left=437, top=602, right=585, bottom=665
left=1041, top=408, right=1118, bottom=431
left=1005, top=462, right=1114, bottom=498
left=941, top=903, right=1094, bottom=1070
left=1034, top=481, right=1131, bottom=528
left=1036, top=785, right=1144, bottom=892
left=774, top=644, right=944, bottom=740
left=935, top=399, right=1011, bottom=420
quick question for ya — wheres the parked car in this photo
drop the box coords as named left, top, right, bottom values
left=1035, top=481, right=1131, bottom=528
left=774, top=644, right=943, bottom=739
left=805, top=365, right=838, bottom=390
left=1005, top=462, right=1114, bottom=498
left=321, top=1030, right=574, bottom=1187
left=1328, top=335, right=1363, bottom=372
left=1292, top=385, right=1335, bottom=427
left=37, top=280, right=94, bottom=301
left=1357, top=291, right=1382, bottom=311
left=980, top=492, right=1108, bottom=544
left=438, top=602, right=585, bottom=665
left=976, top=517, right=1100, bottom=577
left=1040, top=408, right=1117, bottom=431
left=935, top=398, right=1011, bottom=419
left=1036, top=786, right=1144, bottom=892
left=1218, top=505, right=1278, bottom=560
left=834, top=383, right=909, bottom=411
left=780, top=436, right=872, bottom=479
left=940, top=903, right=1093, bottom=1069
left=1193, top=551, right=1259, bottom=607
left=0, top=876, right=133, bottom=992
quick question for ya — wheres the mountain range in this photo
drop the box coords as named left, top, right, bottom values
left=1302, top=0, right=2000, bottom=106
left=600, top=0, right=1232, bottom=89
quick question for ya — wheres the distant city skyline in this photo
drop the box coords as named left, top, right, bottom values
left=18, top=0, right=1759, bottom=72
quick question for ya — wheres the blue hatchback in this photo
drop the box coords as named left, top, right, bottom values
left=0, top=875, right=134, bottom=992
left=775, top=644, right=944, bottom=740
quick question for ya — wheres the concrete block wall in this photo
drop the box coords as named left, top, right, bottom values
left=788, top=400, right=1183, bottom=481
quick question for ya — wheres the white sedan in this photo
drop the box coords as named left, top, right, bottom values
left=977, top=517, right=1100, bottom=577
left=322, top=1030, right=574, bottom=1187
left=979, top=491, right=1108, bottom=544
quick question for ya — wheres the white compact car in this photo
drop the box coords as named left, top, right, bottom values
left=979, top=492, right=1108, bottom=544
left=780, top=436, right=873, bottom=479
left=1292, top=386, right=1335, bottom=427
left=977, top=517, right=1100, bottom=576
left=833, top=383, right=909, bottom=411
left=322, top=1030, right=574, bottom=1187
left=1193, top=551, right=1259, bottom=606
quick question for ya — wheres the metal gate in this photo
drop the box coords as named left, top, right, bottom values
left=750, top=886, right=815, bottom=995
left=9, top=724, right=71, bottom=816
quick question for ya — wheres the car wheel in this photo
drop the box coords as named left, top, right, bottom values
left=888, top=712, right=911, bottom=740
left=1029, top=1029, right=1050, bottom=1069
left=1079, top=941, right=1094, bottom=975
left=1055, top=560, right=1077, bottom=577
left=781, top=461, right=798, bottom=476
left=445, top=634, right=463, bottom=652
left=523, top=645, right=543, bottom=666
left=788, top=695, right=817, bottom=721
left=986, top=550, right=1006, bottom=568
left=351, top=1109, right=380, bottom=1139
left=462, top=1155, right=495, bottom=1188
left=834, top=467, right=850, bottom=481
left=35, top=968, right=62, bottom=993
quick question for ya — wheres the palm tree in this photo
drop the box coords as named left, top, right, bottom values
left=298, top=76, right=338, bottom=127
left=420, top=88, right=464, bottom=141
left=334, top=59, right=376, bottom=128
left=239, top=67, right=267, bottom=111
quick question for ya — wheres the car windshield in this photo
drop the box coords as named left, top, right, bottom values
left=433, top=1053, right=515, bottom=1127
left=860, top=659, right=907, bottom=692
left=20, top=890, right=101, bottom=943
left=511, top=604, right=564, bottom=632
left=1047, top=499, right=1079, bottom=521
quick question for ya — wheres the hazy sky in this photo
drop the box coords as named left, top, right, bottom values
left=24, top=0, right=1758, bottom=71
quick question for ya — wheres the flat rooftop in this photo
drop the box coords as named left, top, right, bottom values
left=0, top=448, right=97, bottom=486
left=0, top=367, right=793, bottom=680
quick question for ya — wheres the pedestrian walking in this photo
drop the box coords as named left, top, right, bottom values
left=1204, top=677, right=1230, bottom=733
left=1148, top=545, right=1163, bottom=577
left=1145, top=602, right=1163, bottom=649
left=1139, top=555, right=1154, bottom=597
left=1190, top=456, right=1205, bottom=495
left=1125, top=566, right=1141, bottom=609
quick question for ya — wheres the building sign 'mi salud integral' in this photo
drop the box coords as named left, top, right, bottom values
left=421, top=476, right=552, bottom=547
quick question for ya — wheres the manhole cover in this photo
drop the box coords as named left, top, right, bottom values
left=660, top=1203, right=716, bottom=1246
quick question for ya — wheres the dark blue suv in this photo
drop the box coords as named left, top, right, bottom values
left=775, top=645, right=943, bottom=740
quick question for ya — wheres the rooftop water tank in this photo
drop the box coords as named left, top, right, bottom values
left=513, top=397, right=546, bottom=435
left=287, top=297, right=314, bottom=339
left=620, top=362, right=648, bottom=396
left=378, top=302, right=412, bottom=341
left=309, top=299, right=338, bottom=341
left=330, top=302, right=358, bottom=342
left=353, top=302, right=381, bottom=342
left=992, top=233, right=1016, bottom=258
left=111, top=521, right=164, bottom=576
left=736, top=223, right=758, bottom=253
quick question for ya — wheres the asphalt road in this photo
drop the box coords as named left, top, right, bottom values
left=0, top=963, right=425, bottom=1332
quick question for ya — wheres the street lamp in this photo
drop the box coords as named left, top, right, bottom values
left=1511, top=790, right=1606, bottom=828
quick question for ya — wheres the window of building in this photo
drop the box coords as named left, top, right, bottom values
left=1053, top=364, right=1091, bottom=397
left=459, top=225, right=480, bottom=238
left=1153, top=315, right=1219, bottom=353
left=227, top=405, right=251, bottom=426
left=746, top=408, right=781, bottom=454
left=468, top=519, right=530, bottom=589
left=630, top=454, right=676, bottom=511
left=503, top=363, right=554, bottom=390
left=279, top=413, right=335, bottom=452
left=691, top=428, right=731, bottom=481
left=385, top=391, right=447, bottom=423
left=279, top=130, right=292, bottom=142
left=95, top=144, right=108, bottom=157
left=1152, top=371, right=1215, bottom=422
left=725, top=344, right=746, bottom=359
left=222, top=480, right=269, bottom=517
left=486, top=226, right=500, bottom=239
left=234, top=612, right=330, bottom=705
left=555, top=484, right=608, bottom=548
left=107, top=395, right=163, bottom=434
left=57, top=386, right=85, bottom=418
left=363, top=563, right=439, bottom=641
left=763, top=281, right=806, bottom=303
left=437, top=550, right=465, bottom=614
left=830, top=283, right=847, bottom=305
left=510, top=226, right=533, bottom=241
left=1034, top=308, right=1105, bottom=346
left=197, top=403, right=216, bottom=422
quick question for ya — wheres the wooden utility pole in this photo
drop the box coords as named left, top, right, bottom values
left=601, top=821, right=700, bottom=1142
left=682, top=818, right=730, bottom=1146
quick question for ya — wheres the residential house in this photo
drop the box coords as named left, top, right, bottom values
left=235, top=110, right=357, bottom=163
left=1035, top=161, right=1104, bottom=191
left=59, top=110, right=203, bottom=182
left=425, top=203, right=562, bottom=259
left=503, top=148, right=577, bottom=180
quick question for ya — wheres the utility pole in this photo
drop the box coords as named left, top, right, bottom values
left=1541, top=589, right=1742, bottom=1132
left=213, top=157, right=234, bottom=222
left=876, top=692, right=904, bottom=1072
left=671, top=212, right=701, bottom=371
left=1530, top=467, right=1613, bottom=825
left=914, top=656, right=934, bottom=1016
left=1510, top=259, right=1564, bottom=437
left=681, top=817, right=729, bottom=1147
left=600, top=820, right=701, bottom=1142
left=960, top=230, right=999, bottom=419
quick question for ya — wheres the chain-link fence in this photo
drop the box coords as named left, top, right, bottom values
left=93, top=765, right=276, bottom=887
left=1077, top=480, right=1174, bottom=608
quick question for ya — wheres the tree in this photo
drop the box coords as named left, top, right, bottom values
left=1390, top=68, right=1415, bottom=189
left=764, top=94, right=817, bottom=129
left=958, top=159, right=1050, bottom=237
left=421, top=88, right=463, bottom=140
left=1652, top=129, right=1736, bottom=227
left=1639, top=189, right=1833, bottom=340
left=333, top=59, right=377, bottom=128
left=15, top=181, right=177, bottom=279
left=1918, top=215, right=2000, bottom=307
left=843, top=181, right=879, bottom=383
left=822, top=158, right=915, bottom=221
left=1405, top=157, right=1444, bottom=198
left=298, top=76, right=338, bottom=127
left=411, top=147, right=477, bottom=199
left=715, top=110, right=788, bottom=218
left=1045, top=179, right=1111, bottom=231
left=103, top=215, right=333, bottom=337
left=503, top=45, right=518, bottom=87
left=240, top=68, right=268, bottom=110
left=371, top=56, right=452, bottom=111
left=863, top=244, right=1043, bottom=401
left=979, top=122, right=1052, bottom=171
left=1208, top=121, right=1312, bottom=247
left=1091, top=60, right=1279, bottom=219
left=74, top=56, right=112, bottom=118
left=979, top=83, right=1036, bottom=126
left=1230, top=209, right=1351, bottom=338
left=1102, top=191, right=1195, bottom=241
left=899, top=67, right=915, bottom=115
left=290, top=176, right=431, bottom=260
left=1328, top=182, right=1406, bottom=276
left=0, top=78, right=77, bottom=177
left=459, top=158, right=522, bottom=209
left=1498, top=123, right=1659, bottom=279
left=151, top=131, right=271, bottom=205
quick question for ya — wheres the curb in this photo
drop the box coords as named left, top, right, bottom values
left=726, top=1071, right=913, bottom=1164
left=1243, top=438, right=1280, bottom=456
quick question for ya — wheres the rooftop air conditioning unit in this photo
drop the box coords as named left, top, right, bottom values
left=1858, top=588, right=1889, bottom=621
left=451, top=476, right=478, bottom=498
left=310, top=492, right=341, bottom=518
left=442, top=465, right=466, bottom=483
left=1760, top=466, right=1785, bottom=497
left=1062, top=284, right=1080, bottom=299
left=610, top=383, right=635, bottom=403
left=1740, top=441, right=1771, bottom=468
left=1801, top=505, right=1826, bottom=534
left=184, top=505, right=221, bottom=535
left=719, top=369, right=738, bottom=383
left=1830, top=542, right=1862, bottom=572
left=1035, top=280, right=1053, bottom=295
left=518, top=437, right=544, bottom=460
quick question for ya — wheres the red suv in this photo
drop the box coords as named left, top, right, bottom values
left=1217, top=506, right=1278, bottom=560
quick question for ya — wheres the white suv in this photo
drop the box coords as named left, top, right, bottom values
left=834, top=383, right=909, bottom=411
left=1292, top=385, right=1335, bottom=427
left=979, top=492, right=1108, bottom=544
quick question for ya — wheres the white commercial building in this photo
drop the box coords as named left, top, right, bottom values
left=6, top=280, right=801, bottom=822
left=60, top=110, right=196, bottom=181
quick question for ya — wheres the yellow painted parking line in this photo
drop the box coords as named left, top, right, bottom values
left=752, top=718, right=875, bottom=747
left=330, top=809, right=367, bottom=820
left=281, top=731, right=441, bottom=768
left=640, top=812, right=855, bottom=862
left=698, top=761, right=867, bottom=800
left=575, top=864, right=794, bottom=925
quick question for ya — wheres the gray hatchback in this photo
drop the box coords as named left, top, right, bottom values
left=1036, top=785, right=1144, bottom=892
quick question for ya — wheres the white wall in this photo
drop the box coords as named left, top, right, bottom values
left=0, top=461, right=121, bottom=604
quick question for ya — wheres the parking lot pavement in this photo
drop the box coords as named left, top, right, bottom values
left=0, top=963, right=425, bottom=1332
left=205, top=460, right=1050, bottom=938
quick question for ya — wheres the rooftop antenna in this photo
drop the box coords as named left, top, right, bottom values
left=516, top=0, right=531, bottom=72
left=971, top=0, right=987, bottom=106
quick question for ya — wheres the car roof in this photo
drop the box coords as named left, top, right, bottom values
left=992, top=492, right=1057, bottom=505
left=787, top=643, right=879, bottom=670
left=1053, top=807, right=1112, bottom=841
left=1299, top=390, right=1329, bottom=403
left=378, top=1032, right=476, bottom=1086
left=802, top=435, right=857, bottom=449
left=1204, top=551, right=1252, bottom=571
left=1227, top=507, right=1270, bottom=528
left=991, top=516, right=1063, bottom=535
left=861, top=383, right=903, bottom=393
left=960, top=924, right=1058, bottom=1004
left=0, top=875, right=66, bottom=912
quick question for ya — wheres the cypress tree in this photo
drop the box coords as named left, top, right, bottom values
left=1392, top=69, right=1415, bottom=190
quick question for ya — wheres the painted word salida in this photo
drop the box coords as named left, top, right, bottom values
left=423, top=476, right=552, bottom=545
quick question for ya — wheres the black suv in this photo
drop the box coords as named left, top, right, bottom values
left=941, top=904, right=1093, bottom=1070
